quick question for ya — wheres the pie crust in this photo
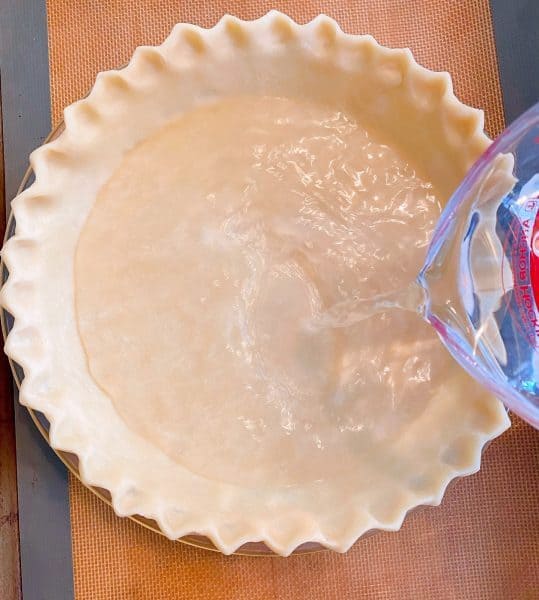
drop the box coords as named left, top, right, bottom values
left=1, top=12, right=510, bottom=555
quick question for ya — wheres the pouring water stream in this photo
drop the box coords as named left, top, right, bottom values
left=314, top=102, right=539, bottom=429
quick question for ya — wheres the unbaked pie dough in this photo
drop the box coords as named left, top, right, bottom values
left=2, top=13, right=510, bottom=555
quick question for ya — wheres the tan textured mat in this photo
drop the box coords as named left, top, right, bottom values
left=46, top=1, right=538, bottom=598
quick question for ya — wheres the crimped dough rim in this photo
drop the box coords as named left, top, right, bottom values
left=1, top=12, right=509, bottom=555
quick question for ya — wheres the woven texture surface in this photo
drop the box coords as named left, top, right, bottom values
left=46, top=1, right=539, bottom=598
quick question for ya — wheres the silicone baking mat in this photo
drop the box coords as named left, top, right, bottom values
left=45, top=1, right=539, bottom=598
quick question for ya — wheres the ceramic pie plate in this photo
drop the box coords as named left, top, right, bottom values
left=1, top=12, right=510, bottom=556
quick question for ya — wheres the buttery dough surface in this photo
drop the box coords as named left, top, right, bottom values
left=76, top=95, right=477, bottom=488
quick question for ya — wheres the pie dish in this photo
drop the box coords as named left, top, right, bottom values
left=1, top=12, right=509, bottom=555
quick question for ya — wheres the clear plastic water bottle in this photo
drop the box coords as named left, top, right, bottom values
left=419, top=102, right=539, bottom=428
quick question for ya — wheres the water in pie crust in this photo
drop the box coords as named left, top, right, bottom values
left=75, top=96, right=478, bottom=488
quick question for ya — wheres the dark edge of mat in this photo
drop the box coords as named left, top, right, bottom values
left=490, top=0, right=539, bottom=123
left=0, top=2, right=75, bottom=600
